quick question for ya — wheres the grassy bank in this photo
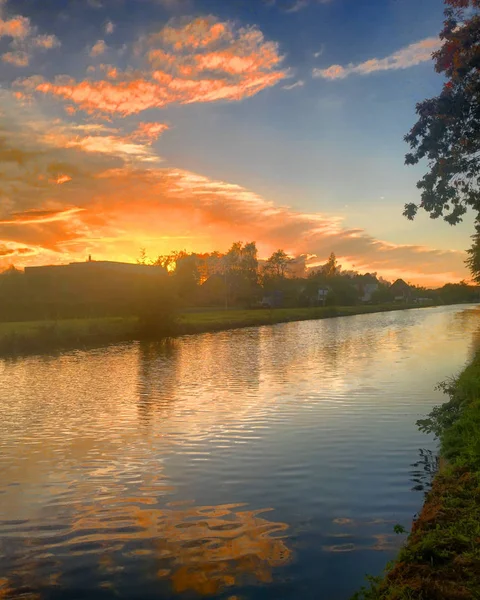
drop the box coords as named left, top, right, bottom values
left=353, top=352, right=480, bottom=600
left=0, top=303, right=430, bottom=357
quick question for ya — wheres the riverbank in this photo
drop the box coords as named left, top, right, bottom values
left=0, top=303, right=432, bottom=357
left=353, top=351, right=480, bottom=600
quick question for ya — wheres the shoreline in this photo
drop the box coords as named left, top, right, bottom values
left=353, top=349, right=480, bottom=600
left=0, top=303, right=436, bottom=358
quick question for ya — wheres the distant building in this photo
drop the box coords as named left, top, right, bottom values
left=200, top=274, right=227, bottom=306
left=415, top=297, right=432, bottom=305
left=354, top=275, right=379, bottom=303
left=317, top=287, right=329, bottom=306
left=24, top=260, right=168, bottom=309
left=359, top=283, right=379, bottom=303
left=24, top=259, right=166, bottom=280
left=390, top=278, right=412, bottom=302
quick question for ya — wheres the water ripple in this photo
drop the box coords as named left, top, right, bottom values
left=1, top=305, right=479, bottom=599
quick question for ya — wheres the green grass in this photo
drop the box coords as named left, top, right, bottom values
left=352, top=351, right=480, bottom=600
left=0, top=316, right=138, bottom=356
left=0, top=316, right=136, bottom=338
left=0, top=303, right=431, bottom=357
left=178, top=304, right=429, bottom=334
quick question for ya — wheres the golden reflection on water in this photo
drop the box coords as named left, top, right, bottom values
left=2, top=306, right=480, bottom=599
left=1, top=497, right=290, bottom=597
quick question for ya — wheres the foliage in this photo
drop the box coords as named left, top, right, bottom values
left=136, top=279, right=178, bottom=339
left=2, top=241, right=470, bottom=325
left=223, top=241, right=260, bottom=306
left=404, top=0, right=480, bottom=226
left=263, top=249, right=294, bottom=279
left=371, top=284, right=395, bottom=304
left=466, top=225, right=480, bottom=282
left=322, top=252, right=340, bottom=277
left=393, top=524, right=408, bottom=535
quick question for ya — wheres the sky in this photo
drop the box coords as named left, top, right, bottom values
left=0, top=0, right=475, bottom=286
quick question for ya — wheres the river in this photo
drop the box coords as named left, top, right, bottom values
left=1, top=305, right=479, bottom=600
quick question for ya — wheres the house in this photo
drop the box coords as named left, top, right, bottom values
left=415, top=297, right=432, bottom=305
left=390, top=278, right=412, bottom=303
left=354, top=274, right=379, bottom=303
left=24, top=259, right=168, bottom=309
left=24, top=259, right=167, bottom=280
left=359, top=283, right=379, bottom=303
left=199, top=274, right=227, bottom=306
left=317, top=287, right=330, bottom=306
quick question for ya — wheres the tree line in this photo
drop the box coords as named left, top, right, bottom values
left=0, top=243, right=477, bottom=323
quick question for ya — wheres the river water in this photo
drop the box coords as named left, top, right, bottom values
left=1, top=305, right=479, bottom=600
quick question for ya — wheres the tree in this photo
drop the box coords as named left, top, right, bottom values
left=404, top=0, right=480, bottom=226
left=264, top=249, right=293, bottom=278
left=321, top=252, right=340, bottom=278
left=137, top=248, right=149, bottom=265
left=466, top=227, right=480, bottom=282
left=224, top=242, right=259, bottom=305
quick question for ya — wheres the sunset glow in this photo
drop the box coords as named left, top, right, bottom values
left=0, top=0, right=472, bottom=285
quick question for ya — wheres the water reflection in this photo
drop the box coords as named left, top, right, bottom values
left=410, top=448, right=440, bottom=493
left=1, top=305, right=480, bottom=600
left=1, top=498, right=290, bottom=597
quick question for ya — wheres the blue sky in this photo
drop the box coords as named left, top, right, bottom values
left=0, top=0, right=473, bottom=284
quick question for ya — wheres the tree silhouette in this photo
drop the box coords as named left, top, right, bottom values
left=404, top=0, right=480, bottom=226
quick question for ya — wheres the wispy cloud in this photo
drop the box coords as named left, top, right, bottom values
left=283, top=79, right=304, bottom=90
left=90, top=39, right=107, bottom=57
left=285, top=0, right=309, bottom=12
left=130, top=122, right=169, bottom=143
left=23, top=16, right=287, bottom=116
left=314, top=37, right=441, bottom=80
left=267, top=0, right=332, bottom=12
left=0, top=96, right=467, bottom=284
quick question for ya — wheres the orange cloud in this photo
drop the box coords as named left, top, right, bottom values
left=0, top=8, right=59, bottom=68
left=33, top=34, right=60, bottom=49
left=314, top=37, right=441, bottom=80
left=26, top=17, right=287, bottom=115
left=2, top=51, right=29, bottom=66
left=0, top=16, right=31, bottom=39
left=54, top=174, right=72, bottom=184
left=0, top=207, right=84, bottom=225
left=0, top=94, right=468, bottom=284
left=90, top=39, right=107, bottom=57
left=157, top=18, right=231, bottom=51
left=130, top=122, right=169, bottom=143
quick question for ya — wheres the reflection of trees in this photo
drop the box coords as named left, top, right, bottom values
left=445, top=307, right=480, bottom=359
left=137, top=340, right=180, bottom=426
left=136, top=329, right=262, bottom=429
left=1, top=500, right=290, bottom=598
left=410, top=448, right=439, bottom=493
left=257, top=314, right=402, bottom=387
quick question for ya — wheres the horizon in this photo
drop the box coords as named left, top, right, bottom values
left=10, top=253, right=475, bottom=290
left=0, top=0, right=474, bottom=286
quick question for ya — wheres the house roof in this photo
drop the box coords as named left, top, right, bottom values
left=391, top=278, right=410, bottom=292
